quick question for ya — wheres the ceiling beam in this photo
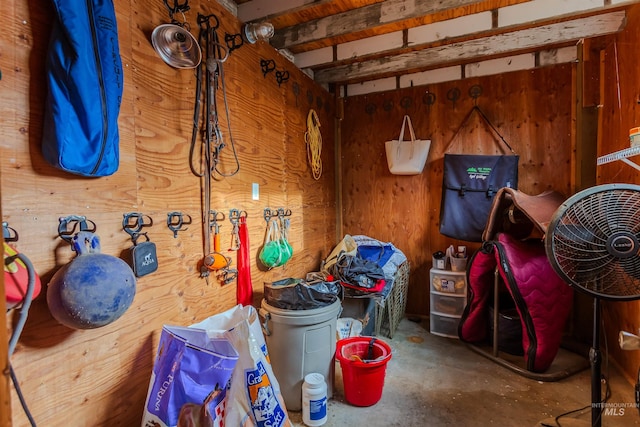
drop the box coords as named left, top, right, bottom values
left=269, top=0, right=525, bottom=50
left=237, top=0, right=329, bottom=23
left=312, top=11, right=626, bottom=85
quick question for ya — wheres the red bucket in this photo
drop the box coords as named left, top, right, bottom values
left=336, top=336, right=392, bottom=406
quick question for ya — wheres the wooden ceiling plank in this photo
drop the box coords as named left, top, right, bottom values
left=237, top=0, right=320, bottom=22
left=269, top=0, right=527, bottom=49
left=237, top=0, right=386, bottom=27
left=313, top=11, right=626, bottom=84
left=294, top=6, right=620, bottom=70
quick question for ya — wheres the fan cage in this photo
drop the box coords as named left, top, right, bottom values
left=546, top=184, right=640, bottom=301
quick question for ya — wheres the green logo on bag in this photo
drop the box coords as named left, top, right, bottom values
left=467, top=166, right=491, bottom=180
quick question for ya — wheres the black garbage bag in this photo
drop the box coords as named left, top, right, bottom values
left=264, top=278, right=341, bottom=310
left=329, top=254, right=386, bottom=291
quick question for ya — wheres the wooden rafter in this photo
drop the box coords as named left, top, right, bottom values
left=313, top=11, right=626, bottom=85
left=268, top=0, right=529, bottom=50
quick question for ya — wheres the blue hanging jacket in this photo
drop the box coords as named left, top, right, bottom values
left=42, top=0, right=124, bottom=177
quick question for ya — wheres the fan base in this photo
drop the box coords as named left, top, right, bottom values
left=465, top=343, right=589, bottom=382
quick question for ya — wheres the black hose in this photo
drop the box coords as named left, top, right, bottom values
left=6, top=252, right=38, bottom=425
left=7, top=253, right=36, bottom=357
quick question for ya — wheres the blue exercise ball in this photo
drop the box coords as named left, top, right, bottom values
left=47, top=231, right=136, bottom=329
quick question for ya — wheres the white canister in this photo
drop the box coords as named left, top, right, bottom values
left=302, top=373, right=328, bottom=426
left=631, top=127, right=640, bottom=147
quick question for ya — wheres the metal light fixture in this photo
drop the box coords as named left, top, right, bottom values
left=150, top=0, right=202, bottom=69
left=151, top=23, right=202, bottom=69
left=225, top=21, right=274, bottom=54
left=243, top=21, right=274, bottom=44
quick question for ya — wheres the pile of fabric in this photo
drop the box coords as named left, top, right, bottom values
left=321, top=234, right=407, bottom=306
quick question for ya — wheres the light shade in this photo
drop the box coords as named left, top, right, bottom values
left=243, top=22, right=274, bottom=44
left=151, top=24, right=202, bottom=69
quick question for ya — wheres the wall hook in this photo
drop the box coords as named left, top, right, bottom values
left=263, top=207, right=275, bottom=223
left=2, top=221, right=18, bottom=242
left=400, top=96, right=413, bottom=109
left=469, top=84, right=483, bottom=105
left=276, top=69, right=290, bottom=86
left=423, top=91, right=436, bottom=107
left=447, top=87, right=460, bottom=109
left=122, top=212, right=153, bottom=239
left=365, top=103, right=377, bottom=115
left=260, top=59, right=276, bottom=77
left=57, top=215, right=96, bottom=244
left=167, top=211, right=192, bottom=238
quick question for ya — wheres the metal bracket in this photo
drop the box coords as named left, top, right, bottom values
left=224, top=32, right=244, bottom=53
left=447, top=87, right=461, bottom=109
left=123, top=212, right=153, bottom=239
left=276, top=69, right=290, bottom=86
left=260, top=59, right=276, bottom=77
left=2, top=222, right=18, bottom=242
left=57, top=215, right=96, bottom=244
left=263, top=207, right=291, bottom=223
left=167, top=211, right=192, bottom=238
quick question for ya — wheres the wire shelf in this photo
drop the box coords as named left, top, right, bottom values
left=597, top=146, right=640, bottom=171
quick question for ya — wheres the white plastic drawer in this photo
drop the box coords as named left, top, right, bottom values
left=430, top=313, right=461, bottom=338
left=430, top=270, right=466, bottom=295
left=430, top=292, right=466, bottom=316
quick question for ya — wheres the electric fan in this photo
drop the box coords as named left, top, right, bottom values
left=544, top=183, right=640, bottom=427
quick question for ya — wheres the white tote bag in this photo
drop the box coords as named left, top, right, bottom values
left=385, top=115, right=431, bottom=175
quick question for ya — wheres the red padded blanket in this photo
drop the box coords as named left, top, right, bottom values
left=458, top=233, right=573, bottom=372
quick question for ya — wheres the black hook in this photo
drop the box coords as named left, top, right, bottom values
left=2, top=222, right=18, bottom=242
left=423, top=92, right=436, bottom=105
left=229, top=209, right=247, bottom=223
left=365, top=103, right=377, bottom=115
left=447, top=87, right=461, bottom=109
left=276, top=70, right=289, bottom=86
left=123, top=212, right=153, bottom=238
left=57, top=215, right=96, bottom=244
left=276, top=208, right=292, bottom=219
left=400, top=96, right=413, bottom=109
left=260, top=59, right=276, bottom=77
left=163, top=0, right=190, bottom=22
left=263, top=207, right=274, bottom=223
left=225, top=32, right=244, bottom=53
left=197, top=13, right=220, bottom=31
left=209, top=210, right=225, bottom=232
left=469, top=84, right=483, bottom=102
left=167, top=211, right=192, bottom=238
left=222, top=268, right=238, bottom=285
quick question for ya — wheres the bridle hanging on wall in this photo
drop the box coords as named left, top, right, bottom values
left=190, top=13, right=240, bottom=180
left=189, top=13, right=241, bottom=282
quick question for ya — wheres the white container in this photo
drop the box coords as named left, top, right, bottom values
left=302, top=373, right=328, bottom=426
left=430, top=292, right=467, bottom=316
left=430, top=312, right=462, bottom=338
left=430, top=269, right=467, bottom=295
left=631, top=127, right=640, bottom=147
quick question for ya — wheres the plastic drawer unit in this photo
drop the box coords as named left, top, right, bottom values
left=429, top=268, right=468, bottom=338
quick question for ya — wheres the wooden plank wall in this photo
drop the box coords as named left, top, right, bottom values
left=341, top=66, right=574, bottom=317
left=597, top=5, right=640, bottom=386
left=1, top=0, right=336, bottom=425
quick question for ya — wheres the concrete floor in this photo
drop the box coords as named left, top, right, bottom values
left=287, top=317, right=640, bottom=427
